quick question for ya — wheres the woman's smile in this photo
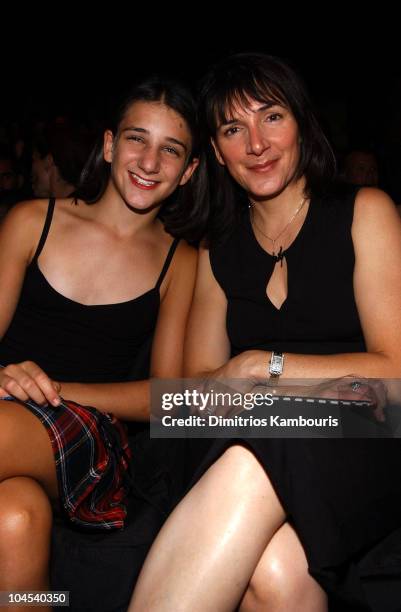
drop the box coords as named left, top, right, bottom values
left=128, top=171, right=159, bottom=190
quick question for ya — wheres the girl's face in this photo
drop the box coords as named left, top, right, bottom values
left=212, top=97, right=300, bottom=201
left=104, top=101, right=198, bottom=211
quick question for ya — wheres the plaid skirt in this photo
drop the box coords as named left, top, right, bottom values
left=3, top=396, right=132, bottom=530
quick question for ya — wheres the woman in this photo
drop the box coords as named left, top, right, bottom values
left=0, top=76, right=202, bottom=609
left=129, top=54, right=401, bottom=611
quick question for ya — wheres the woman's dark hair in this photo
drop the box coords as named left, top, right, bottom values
left=77, top=75, right=207, bottom=242
left=33, top=119, right=94, bottom=189
left=198, top=53, right=337, bottom=242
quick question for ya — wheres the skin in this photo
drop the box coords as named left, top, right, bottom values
left=0, top=477, right=52, bottom=612
left=129, top=98, right=401, bottom=611
left=0, top=100, right=199, bottom=603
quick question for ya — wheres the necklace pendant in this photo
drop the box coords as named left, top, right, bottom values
left=249, top=196, right=307, bottom=268
left=273, top=245, right=284, bottom=266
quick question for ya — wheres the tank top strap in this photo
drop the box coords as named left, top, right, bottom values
left=155, top=238, right=180, bottom=290
left=31, top=198, right=56, bottom=264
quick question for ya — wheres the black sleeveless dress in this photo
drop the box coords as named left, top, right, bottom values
left=0, top=198, right=178, bottom=383
left=190, top=187, right=401, bottom=611
left=0, top=199, right=186, bottom=611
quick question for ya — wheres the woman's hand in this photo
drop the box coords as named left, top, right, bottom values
left=0, top=361, right=61, bottom=406
left=315, top=376, right=387, bottom=422
left=210, top=351, right=264, bottom=381
left=190, top=352, right=268, bottom=418
left=255, top=376, right=387, bottom=423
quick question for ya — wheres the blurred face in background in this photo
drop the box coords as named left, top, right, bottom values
left=344, top=151, right=379, bottom=187
left=0, top=158, right=18, bottom=193
left=31, top=149, right=52, bottom=197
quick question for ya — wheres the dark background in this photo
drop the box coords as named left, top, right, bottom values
left=2, top=18, right=400, bottom=198
left=2, top=25, right=399, bottom=143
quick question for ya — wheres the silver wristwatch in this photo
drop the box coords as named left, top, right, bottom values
left=269, top=351, right=284, bottom=382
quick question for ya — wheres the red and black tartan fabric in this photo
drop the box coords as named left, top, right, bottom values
left=4, top=396, right=132, bottom=530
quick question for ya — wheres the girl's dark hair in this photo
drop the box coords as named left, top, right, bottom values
left=198, top=53, right=337, bottom=242
left=77, top=76, right=207, bottom=242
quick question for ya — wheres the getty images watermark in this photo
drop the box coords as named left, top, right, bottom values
left=150, top=378, right=401, bottom=438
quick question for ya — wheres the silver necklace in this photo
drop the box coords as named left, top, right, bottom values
left=249, top=197, right=307, bottom=264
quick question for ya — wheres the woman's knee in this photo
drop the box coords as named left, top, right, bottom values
left=245, top=551, right=300, bottom=608
left=0, top=478, right=52, bottom=546
left=240, top=524, right=327, bottom=611
left=219, top=445, right=268, bottom=485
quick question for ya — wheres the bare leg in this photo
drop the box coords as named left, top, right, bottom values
left=0, top=401, right=56, bottom=611
left=0, top=477, right=52, bottom=612
left=0, top=401, right=57, bottom=497
left=239, top=522, right=328, bottom=612
left=129, top=445, right=286, bottom=612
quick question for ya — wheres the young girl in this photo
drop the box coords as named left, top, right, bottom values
left=0, top=76, right=202, bottom=610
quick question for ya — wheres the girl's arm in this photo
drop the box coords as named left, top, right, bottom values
left=61, top=241, right=198, bottom=419
left=0, top=201, right=54, bottom=402
left=1, top=241, right=198, bottom=420
left=0, top=202, right=45, bottom=338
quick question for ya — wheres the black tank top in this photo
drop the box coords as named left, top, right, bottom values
left=210, top=185, right=365, bottom=356
left=0, top=198, right=179, bottom=382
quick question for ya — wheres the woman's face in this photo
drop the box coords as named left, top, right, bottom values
left=104, top=101, right=198, bottom=211
left=212, top=97, right=300, bottom=200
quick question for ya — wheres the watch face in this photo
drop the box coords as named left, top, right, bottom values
left=270, top=353, right=284, bottom=375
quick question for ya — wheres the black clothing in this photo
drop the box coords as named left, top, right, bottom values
left=210, top=187, right=365, bottom=357
left=193, top=186, right=401, bottom=611
left=0, top=198, right=179, bottom=383
left=0, top=198, right=182, bottom=611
